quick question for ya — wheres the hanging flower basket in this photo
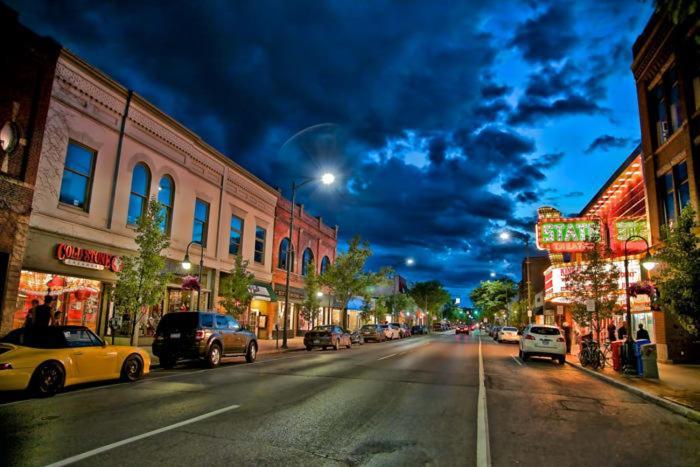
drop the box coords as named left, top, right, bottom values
left=181, top=275, right=201, bottom=291
left=629, top=281, right=658, bottom=299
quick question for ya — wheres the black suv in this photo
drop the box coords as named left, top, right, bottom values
left=153, top=311, right=257, bottom=368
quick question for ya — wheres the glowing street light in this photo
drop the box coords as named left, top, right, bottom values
left=499, top=231, right=511, bottom=241
left=316, top=291, right=324, bottom=298
left=321, top=173, right=335, bottom=185
left=406, top=258, right=415, bottom=266
left=490, top=272, right=496, bottom=278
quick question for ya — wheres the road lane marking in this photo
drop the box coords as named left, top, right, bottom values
left=377, top=352, right=399, bottom=361
left=476, top=335, right=491, bottom=467
left=44, top=403, right=241, bottom=467
left=511, top=355, right=523, bottom=366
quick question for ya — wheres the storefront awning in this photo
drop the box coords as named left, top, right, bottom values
left=249, top=283, right=277, bottom=302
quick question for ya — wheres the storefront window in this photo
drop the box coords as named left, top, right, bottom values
left=14, top=271, right=102, bottom=332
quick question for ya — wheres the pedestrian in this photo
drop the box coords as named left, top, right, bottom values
left=52, top=308, right=63, bottom=326
left=607, top=321, right=616, bottom=342
left=24, top=299, right=40, bottom=327
left=617, top=324, right=627, bottom=340
left=33, top=295, right=54, bottom=327
left=562, top=322, right=572, bottom=354
left=636, top=323, right=650, bottom=341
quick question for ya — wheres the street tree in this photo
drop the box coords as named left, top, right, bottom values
left=567, top=241, right=620, bottom=344
left=219, top=254, right=256, bottom=322
left=321, top=236, right=387, bottom=328
left=113, top=198, right=171, bottom=345
left=301, top=261, right=322, bottom=328
left=656, top=205, right=700, bottom=335
left=469, top=279, right=518, bottom=323
left=409, top=280, right=451, bottom=327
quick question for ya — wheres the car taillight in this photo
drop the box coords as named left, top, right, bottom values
left=0, top=363, right=12, bottom=370
left=525, top=334, right=536, bottom=340
left=195, top=330, right=205, bottom=340
left=557, top=337, right=565, bottom=342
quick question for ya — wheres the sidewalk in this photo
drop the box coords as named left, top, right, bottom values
left=566, top=353, right=700, bottom=420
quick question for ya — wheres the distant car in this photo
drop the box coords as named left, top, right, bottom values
left=519, top=324, right=566, bottom=364
left=393, top=323, right=411, bottom=338
left=380, top=324, right=401, bottom=340
left=0, top=326, right=150, bottom=397
left=349, top=329, right=365, bottom=345
left=490, top=326, right=502, bottom=339
left=304, top=325, right=352, bottom=350
left=153, top=311, right=258, bottom=368
left=455, top=324, right=469, bottom=335
left=360, top=324, right=386, bottom=342
left=411, top=325, right=427, bottom=335
left=497, top=326, right=520, bottom=343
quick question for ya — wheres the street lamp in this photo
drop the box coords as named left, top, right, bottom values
left=281, top=173, right=335, bottom=349
left=500, top=229, right=532, bottom=323
left=182, top=241, right=204, bottom=311
left=622, top=235, right=657, bottom=374
left=490, top=271, right=496, bottom=278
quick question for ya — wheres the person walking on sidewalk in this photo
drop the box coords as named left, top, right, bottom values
left=607, top=321, right=616, bottom=342
left=636, top=323, right=650, bottom=340
left=33, top=296, right=54, bottom=327
left=617, top=324, right=627, bottom=340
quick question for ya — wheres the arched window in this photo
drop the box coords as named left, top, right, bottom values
left=278, top=238, right=294, bottom=270
left=320, top=256, right=331, bottom=273
left=127, top=163, right=151, bottom=225
left=157, top=175, right=174, bottom=234
left=302, top=248, right=314, bottom=276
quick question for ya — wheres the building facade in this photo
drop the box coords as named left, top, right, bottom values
left=5, top=49, right=279, bottom=340
left=0, top=6, right=60, bottom=333
left=271, top=197, right=337, bottom=338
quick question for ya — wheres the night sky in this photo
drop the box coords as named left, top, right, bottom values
left=10, top=0, right=653, bottom=302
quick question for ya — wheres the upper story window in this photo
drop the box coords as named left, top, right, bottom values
left=229, top=215, right=243, bottom=255
left=59, top=141, right=96, bottom=211
left=320, top=256, right=331, bottom=273
left=278, top=237, right=293, bottom=270
left=649, top=67, right=685, bottom=149
left=254, top=226, right=266, bottom=264
left=659, top=160, right=691, bottom=227
left=693, top=57, right=700, bottom=113
left=302, top=248, right=314, bottom=276
left=127, top=163, right=151, bottom=226
left=192, top=199, right=210, bottom=247
left=158, top=175, right=174, bottom=235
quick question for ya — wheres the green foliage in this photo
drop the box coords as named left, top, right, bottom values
left=409, top=280, right=451, bottom=326
left=469, top=279, right=518, bottom=323
left=656, top=205, right=700, bottom=335
left=300, top=261, right=322, bottom=327
left=219, top=254, right=256, bottom=320
left=113, top=198, right=171, bottom=345
left=320, top=236, right=387, bottom=327
left=442, top=303, right=465, bottom=321
left=567, top=242, right=620, bottom=343
left=509, top=299, right=530, bottom=328
left=654, top=0, right=700, bottom=43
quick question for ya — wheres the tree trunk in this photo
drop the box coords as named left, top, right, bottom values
left=342, top=306, right=348, bottom=329
left=130, top=309, right=140, bottom=346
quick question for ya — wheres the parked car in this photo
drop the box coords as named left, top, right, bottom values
left=411, top=325, right=427, bottom=335
left=392, top=323, right=411, bottom=338
left=0, top=326, right=150, bottom=397
left=153, top=311, right=257, bottom=369
left=519, top=324, right=566, bottom=364
left=304, top=325, right=352, bottom=350
left=490, top=326, right=502, bottom=339
left=380, top=324, right=401, bottom=340
left=360, top=324, right=386, bottom=342
left=455, top=324, right=470, bottom=335
left=349, top=329, right=365, bottom=345
left=497, top=326, right=520, bottom=343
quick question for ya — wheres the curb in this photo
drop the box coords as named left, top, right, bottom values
left=565, top=360, right=700, bottom=423
left=150, top=347, right=306, bottom=370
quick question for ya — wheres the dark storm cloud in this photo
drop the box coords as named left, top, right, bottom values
left=480, top=83, right=511, bottom=99
left=508, top=94, right=603, bottom=125
left=428, top=137, right=447, bottom=165
left=510, top=4, right=578, bottom=63
left=584, top=135, right=634, bottom=154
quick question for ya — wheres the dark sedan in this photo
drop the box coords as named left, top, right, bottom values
left=304, top=325, right=352, bottom=350
left=349, top=329, right=365, bottom=345
left=359, top=324, right=386, bottom=342
left=411, top=325, right=427, bottom=335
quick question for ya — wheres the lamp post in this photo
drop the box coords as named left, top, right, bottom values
left=622, top=235, right=657, bottom=375
left=500, top=230, right=533, bottom=324
left=281, top=173, right=335, bottom=349
left=182, top=240, right=204, bottom=311
left=389, top=258, right=414, bottom=321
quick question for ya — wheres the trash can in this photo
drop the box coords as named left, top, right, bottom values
left=634, top=339, right=650, bottom=376
left=641, top=343, right=659, bottom=379
left=611, top=340, right=624, bottom=371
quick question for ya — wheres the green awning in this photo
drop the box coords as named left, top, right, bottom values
left=249, top=282, right=277, bottom=301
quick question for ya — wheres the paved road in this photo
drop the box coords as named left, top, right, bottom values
left=1, top=332, right=698, bottom=466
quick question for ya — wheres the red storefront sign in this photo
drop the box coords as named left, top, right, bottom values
left=55, top=243, right=123, bottom=273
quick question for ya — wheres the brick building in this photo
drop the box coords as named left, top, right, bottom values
left=0, top=6, right=60, bottom=332
left=271, top=197, right=337, bottom=338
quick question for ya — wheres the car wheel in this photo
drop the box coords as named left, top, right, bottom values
left=557, top=355, right=566, bottom=365
left=206, top=343, right=222, bottom=368
left=306, top=345, right=312, bottom=351
left=522, top=352, right=530, bottom=362
left=121, top=354, right=144, bottom=382
left=31, top=361, right=65, bottom=397
left=159, top=356, right=176, bottom=369
left=334, top=339, right=340, bottom=351
left=518, top=349, right=522, bottom=359
left=245, top=342, right=257, bottom=363
left=347, top=340, right=352, bottom=349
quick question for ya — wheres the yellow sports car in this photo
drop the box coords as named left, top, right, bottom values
left=0, top=325, right=150, bottom=396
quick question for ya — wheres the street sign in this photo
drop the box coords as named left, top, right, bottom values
left=527, top=309, right=532, bottom=317
left=585, top=299, right=595, bottom=312
left=557, top=305, right=564, bottom=315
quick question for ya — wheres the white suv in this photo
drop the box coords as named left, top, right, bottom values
left=519, top=324, right=566, bottom=364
